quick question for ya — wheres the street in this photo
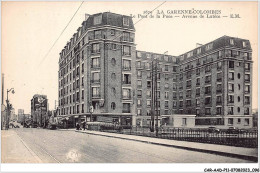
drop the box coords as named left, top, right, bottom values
left=1, top=128, right=253, bottom=163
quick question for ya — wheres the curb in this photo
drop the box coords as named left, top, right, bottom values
left=74, top=130, right=258, bottom=162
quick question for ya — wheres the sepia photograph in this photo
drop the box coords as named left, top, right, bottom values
left=1, top=1, right=259, bottom=172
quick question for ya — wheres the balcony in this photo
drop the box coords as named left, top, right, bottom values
left=91, top=79, right=101, bottom=83
left=186, top=95, right=191, bottom=98
left=122, top=109, right=131, bottom=113
left=196, top=93, right=200, bottom=97
left=228, top=100, right=234, bottom=104
left=205, top=91, right=211, bottom=95
left=186, top=85, right=191, bottom=89
left=205, top=80, right=211, bottom=84
left=92, top=94, right=101, bottom=98
left=122, top=80, right=131, bottom=85
left=91, top=64, right=100, bottom=68
left=123, top=66, right=131, bottom=71
left=205, top=102, right=211, bottom=106
left=245, top=79, right=250, bottom=83
left=205, top=70, right=211, bottom=74
left=228, top=89, right=234, bottom=93
left=245, top=68, right=250, bottom=72
left=245, top=101, right=250, bottom=105
left=91, top=50, right=100, bottom=54
left=216, top=89, right=222, bottom=93
left=123, top=95, right=132, bottom=100
left=196, top=82, right=200, bottom=86
left=217, top=78, right=222, bottom=82
left=121, top=37, right=134, bottom=42
left=186, top=104, right=191, bottom=108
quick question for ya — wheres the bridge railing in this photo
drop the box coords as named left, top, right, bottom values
left=87, top=124, right=258, bottom=148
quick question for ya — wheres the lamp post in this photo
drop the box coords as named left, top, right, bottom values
left=6, top=88, right=15, bottom=130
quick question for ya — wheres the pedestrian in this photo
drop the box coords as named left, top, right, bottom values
left=83, top=121, right=86, bottom=130
left=76, top=123, right=80, bottom=130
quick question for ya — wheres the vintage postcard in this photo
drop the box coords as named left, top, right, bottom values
left=1, top=1, right=259, bottom=172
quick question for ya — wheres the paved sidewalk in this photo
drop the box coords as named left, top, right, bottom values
left=1, top=130, right=42, bottom=163
left=68, top=129, right=258, bottom=162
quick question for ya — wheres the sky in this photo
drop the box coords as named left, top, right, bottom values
left=1, top=1, right=258, bottom=114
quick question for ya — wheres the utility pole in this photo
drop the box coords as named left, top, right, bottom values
left=6, top=88, right=14, bottom=130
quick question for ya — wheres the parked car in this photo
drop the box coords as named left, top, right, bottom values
left=208, top=127, right=220, bottom=133
left=227, top=127, right=239, bottom=134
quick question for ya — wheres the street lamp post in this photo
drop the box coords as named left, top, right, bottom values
left=6, top=88, right=15, bottom=130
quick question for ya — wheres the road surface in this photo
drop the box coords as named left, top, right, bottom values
left=5, top=128, right=253, bottom=163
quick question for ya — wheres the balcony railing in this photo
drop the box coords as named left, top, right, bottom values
left=205, top=91, right=211, bottom=95
left=205, top=80, right=211, bottom=84
left=92, top=94, right=101, bottom=98
left=91, top=64, right=100, bottom=68
left=122, top=109, right=131, bottom=113
left=217, top=78, right=222, bottom=82
left=245, top=101, right=250, bottom=105
left=122, top=81, right=131, bottom=85
left=123, top=66, right=131, bottom=71
left=217, top=89, right=222, bottom=93
left=217, top=101, right=222, bottom=105
left=123, top=95, right=131, bottom=100
left=91, top=79, right=101, bottom=83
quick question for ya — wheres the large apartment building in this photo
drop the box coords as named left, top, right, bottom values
left=58, top=12, right=253, bottom=127
left=31, top=94, right=48, bottom=126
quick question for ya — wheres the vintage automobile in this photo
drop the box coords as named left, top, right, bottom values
left=207, top=127, right=220, bottom=133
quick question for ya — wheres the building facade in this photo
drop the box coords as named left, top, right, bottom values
left=31, top=94, right=48, bottom=126
left=58, top=12, right=253, bottom=128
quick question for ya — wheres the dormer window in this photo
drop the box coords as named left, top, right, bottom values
left=230, top=39, right=234, bottom=45
left=243, top=41, right=247, bottom=48
left=187, top=51, right=193, bottom=58
left=205, top=43, right=213, bottom=51
left=93, top=14, right=102, bottom=25
left=197, top=48, right=201, bottom=54
left=164, top=56, right=169, bottom=61
left=123, top=17, right=129, bottom=26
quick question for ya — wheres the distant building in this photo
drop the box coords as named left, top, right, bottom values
left=31, top=94, right=48, bottom=126
left=10, top=108, right=16, bottom=121
left=58, top=12, right=253, bottom=128
left=17, top=109, right=24, bottom=123
left=18, top=114, right=30, bottom=124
